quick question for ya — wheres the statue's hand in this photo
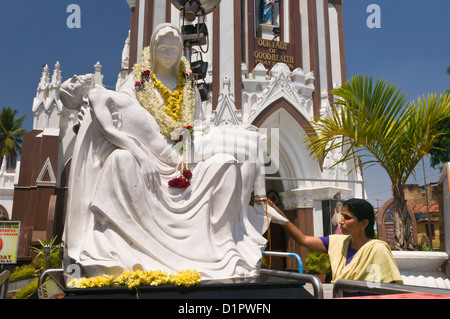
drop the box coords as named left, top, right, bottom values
left=138, top=157, right=161, bottom=191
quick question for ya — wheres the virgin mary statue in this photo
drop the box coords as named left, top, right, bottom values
left=60, top=23, right=287, bottom=280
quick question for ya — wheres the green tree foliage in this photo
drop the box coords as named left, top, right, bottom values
left=0, top=107, right=27, bottom=169
left=304, top=75, right=450, bottom=250
left=428, top=66, right=450, bottom=170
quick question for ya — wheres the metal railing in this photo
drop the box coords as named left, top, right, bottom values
left=265, top=176, right=366, bottom=199
left=0, top=270, right=11, bottom=299
left=332, top=279, right=450, bottom=298
left=262, top=251, right=303, bottom=273
left=38, top=268, right=65, bottom=291
left=260, top=269, right=323, bottom=299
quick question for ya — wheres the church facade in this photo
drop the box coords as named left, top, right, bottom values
left=123, top=0, right=363, bottom=267
left=12, top=0, right=365, bottom=268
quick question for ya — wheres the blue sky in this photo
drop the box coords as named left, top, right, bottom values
left=0, top=0, right=449, bottom=208
left=343, top=0, right=449, bottom=207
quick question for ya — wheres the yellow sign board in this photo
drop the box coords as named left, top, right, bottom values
left=0, top=221, right=20, bottom=264
left=38, top=278, right=65, bottom=299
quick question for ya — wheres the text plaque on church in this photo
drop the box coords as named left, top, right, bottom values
left=254, top=38, right=295, bottom=70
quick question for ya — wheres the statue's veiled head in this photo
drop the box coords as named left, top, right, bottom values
left=149, top=23, right=183, bottom=74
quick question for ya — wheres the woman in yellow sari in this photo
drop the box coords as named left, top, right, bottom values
left=268, top=198, right=403, bottom=294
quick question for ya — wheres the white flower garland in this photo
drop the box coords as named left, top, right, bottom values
left=134, top=47, right=196, bottom=140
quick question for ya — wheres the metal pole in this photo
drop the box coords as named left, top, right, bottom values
left=262, top=251, right=303, bottom=273
left=422, top=159, right=433, bottom=249
left=44, top=245, right=51, bottom=270
left=184, top=41, right=192, bottom=63
left=0, top=270, right=11, bottom=299
left=265, top=176, right=366, bottom=199
left=265, top=176, right=365, bottom=184
left=333, top=279, right=450, bottom=298
left=260, top=269, right=323, bottom=299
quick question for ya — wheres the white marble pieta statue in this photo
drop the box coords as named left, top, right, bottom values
left=60, top=23, right=287, bottom=280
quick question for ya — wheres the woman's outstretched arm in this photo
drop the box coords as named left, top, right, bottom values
left=266, top=199, right=327, bottom=253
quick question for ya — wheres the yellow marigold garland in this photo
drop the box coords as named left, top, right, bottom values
left=152, top=70, right=185, bottom=122
left=172, top=269, right=202, bottom=287
left=67, top=269, right=202, bottom=290
left=67, top=275, right=115, bottom=289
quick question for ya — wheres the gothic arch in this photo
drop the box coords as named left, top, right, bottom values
left=251, top=97, right=322, bottom=170
left=251, top=97, right=315, bottom=137
left=0, top=204, right=9, bottom=220
left=377, top=197, right=418, bottom=248
left=251, top=97, right=322, bottom=194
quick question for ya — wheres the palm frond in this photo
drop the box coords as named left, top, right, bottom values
left=304, top=75, right=450, bottom=185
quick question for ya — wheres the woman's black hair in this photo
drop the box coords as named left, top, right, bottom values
left=343, top=198, right=376, bottom=239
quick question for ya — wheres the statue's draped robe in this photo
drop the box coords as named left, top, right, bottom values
left=63, top=75, right=273, bottom=279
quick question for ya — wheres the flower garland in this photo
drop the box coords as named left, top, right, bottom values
left=169, top=125, right=194, bottom=188
left=67, top=269, right=202, bottom=290
left=67, top=275, right=115, bottom=289
left=152, top=70, right=185, bottom=122
left=134, top=47, right=196, bottom=189
left=134, top=47, right=196, bottom=140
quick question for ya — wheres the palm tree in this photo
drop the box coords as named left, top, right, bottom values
left=0, top=107, right=27, bottom=169
left=304, top=75, right=450, bottom=250
left=429, top=66, right=450, bottom=170
left=446, top=65, right=450, bottom=94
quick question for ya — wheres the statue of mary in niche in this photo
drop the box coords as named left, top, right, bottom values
left=260, top=0, right=275, bottom=25
left=60, top=23, right=287, bottom=280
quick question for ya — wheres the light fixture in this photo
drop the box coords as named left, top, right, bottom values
left=197, top=82, right=211, bottom=102
left=191, top=59, right=208, bottom=79
left=171, top=0, right=220, bottom=101
left=171, top=0, right=221, bottom=22
left=273, top=27, right=281, bottom=37
left=181, top=23, right=208, bottom=47
left=191, top=50, right=210, bottom=101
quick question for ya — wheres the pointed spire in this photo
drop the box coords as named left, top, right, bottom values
left=38, top=64, right=50, bottom=91
left=94, top=61, right=103, bottom=85
left=51, top=61, right=62, bottom=87
left=46, top=61, right=64, bottom=113
left=34, top=64, right=50, bottom=112
left=34, top=62, right=64, bottom=128
left=121, top=31, right=130, bottom=70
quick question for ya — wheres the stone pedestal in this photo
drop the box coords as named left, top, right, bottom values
left=393, top=251, right=450, bottom=289
left=256, top=24, right=276, bottom=40
left=64, top=271, right=319, bottom=299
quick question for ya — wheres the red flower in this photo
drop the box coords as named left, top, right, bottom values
left=168, top=177, right=182, bottom=187
left=135, top=81, right=145, bottom=92
left=141, top=70, right=151, bottom=83
left=175, top=135, right=183, bottom=143
left=182, top=169, right=193, bottom=179
left=178, top=178, right=190, bottom=188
